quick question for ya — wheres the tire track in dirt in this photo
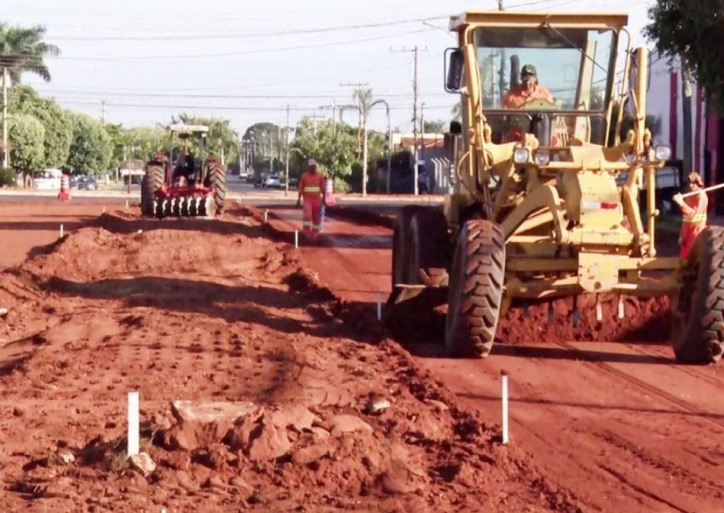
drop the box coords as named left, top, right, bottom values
left=553, top=340, right=724, bottom=432
left=253, top=203, right=724, bottom=513
left=625, top=343, right=724, bottom=388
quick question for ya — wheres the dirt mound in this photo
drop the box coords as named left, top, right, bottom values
left=0, top=206, right=582, bottom=512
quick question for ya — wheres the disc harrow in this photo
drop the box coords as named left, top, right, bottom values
left=152, top=195, right=214, bottom=219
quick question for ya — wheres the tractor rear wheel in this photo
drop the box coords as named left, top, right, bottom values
left=208, top=163, right=227, bottom=215
left=143, top=165, right=164, bottom=217
left=405, top=208, right=450, bottom=286
left=445, top=220, right=505, bottom=358
left=672, top=227, right=724, bottom=364
left=391, top=205, right=427, bottom=290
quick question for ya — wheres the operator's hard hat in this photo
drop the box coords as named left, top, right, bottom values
left=308, top=159, right=317, bottom=166
left=521, top=64, right=537, bottom=77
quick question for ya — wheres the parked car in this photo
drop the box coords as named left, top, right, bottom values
left=264, top=174, right=281, bottom=188
left=253, top=173, right=268, bottom=188
left=32, top=169, right=62, bottom=190
left=76, top=176, right=98, bottom=190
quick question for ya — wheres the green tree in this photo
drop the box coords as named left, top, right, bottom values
left=291, top=117, right=357, bottom=181
left=242, top=121, right=285, bottom=173
left=0, top=23, right=60, bottom=169
left=9, top=85, right=72, bottom=167
left=104, top=123, right=127, bottom=167
left=172, top=114, right=239, bottom=166
left=124, top=125, right=167, bottom=161
left=8, top=114, right=44, bottom=185
left=66, top=114, right=113, bottom=175
left=644, top=0, right=724, bottom=112
left=0, top=23, right=60, bottom=83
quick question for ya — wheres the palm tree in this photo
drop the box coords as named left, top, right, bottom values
left=0, top=24, right=60, bottom=83
left=0, top=23, right=59, bottom=169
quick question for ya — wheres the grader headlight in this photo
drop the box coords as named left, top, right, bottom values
left=534, top=150, right=550, bottom=166
left=513, top=148, right=530, bottom=164
left=654, top=144, right=672, bottom=161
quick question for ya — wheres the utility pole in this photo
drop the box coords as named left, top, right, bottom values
left=285, top=104, right=290, bottom=197
left=420, top=102, right=425, bottom=176
left=2, top=67, right=8, bottom=169
left=498, top=0, right=504, bottom=10
left=101, top=100, right=106, bottom=125
left=391, top=46, right=427, bottom=195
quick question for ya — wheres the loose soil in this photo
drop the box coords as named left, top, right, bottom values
left=0, top=203, right=579, bottom=512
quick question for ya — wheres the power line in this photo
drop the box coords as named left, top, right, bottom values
left=46, top=15, right=449, bottom=41
left=55, top=100, right=454, bottom=112
left=0, top=28, right=436, bottom=62
left=38, top=88, right=450, bottom=99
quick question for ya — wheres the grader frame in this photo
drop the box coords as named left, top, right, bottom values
left=388, top=11, right=724, bottom=364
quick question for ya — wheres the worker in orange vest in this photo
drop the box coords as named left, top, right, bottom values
left=672, top=171, right=708, bottom=260
left=503, top=64, right=554, bottom=109
left=296, top=159, right=327, bottom=240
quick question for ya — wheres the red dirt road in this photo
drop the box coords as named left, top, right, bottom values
left=0, top=199, right=118, bottom=269
left=1, top=198, right=723, bottom=512
left=0, top=199, right=580, bottom=512
left=265, top=204, right=724, bottom=513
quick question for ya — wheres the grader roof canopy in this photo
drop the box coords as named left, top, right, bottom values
left=449, top=11, right=628, bottom=31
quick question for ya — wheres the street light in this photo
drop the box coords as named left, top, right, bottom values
left=369, top=99, right=392, bottom=194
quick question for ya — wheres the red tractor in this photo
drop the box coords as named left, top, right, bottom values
left=141, top=124, right=227, bottom=218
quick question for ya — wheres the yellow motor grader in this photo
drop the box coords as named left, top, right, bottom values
left=388, top=11, right=724, bottom=364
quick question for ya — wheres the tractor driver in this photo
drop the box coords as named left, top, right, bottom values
left=173, top=154, right=196, bottom=186
left=503, top=64, right=554, bottom=109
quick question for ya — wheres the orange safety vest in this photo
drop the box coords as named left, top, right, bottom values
left=299, top=171, right=325, bottom=200
left=503, top=84, right=554, bottom=109
left=679, top=191, right=708, bottom=260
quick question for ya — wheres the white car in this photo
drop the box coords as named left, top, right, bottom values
left=32, top=169, right=63, bottom=190
left=264, top=175, right=281, bottom=188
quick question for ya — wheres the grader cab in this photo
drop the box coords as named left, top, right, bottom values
left=389, top=11, right=724, bottom=364
left=141, top=124, right=227, bottom=218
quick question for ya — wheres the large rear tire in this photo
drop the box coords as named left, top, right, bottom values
left=143, top=165, right=164, bottom=217
left=445, top=220, right=505, bottom=358
left=672, top=227, right=724, bottom=364
left=405, top=208, right=450, bottom=286
left=208, top=163, right=227, bottom=215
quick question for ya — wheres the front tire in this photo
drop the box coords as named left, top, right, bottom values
left=445, top=220, right=505, bottom=358
left=672, top=227, right=724, bottom=364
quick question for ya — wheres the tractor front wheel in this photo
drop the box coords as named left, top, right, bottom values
left=672, top=227, right=724, bottom=364
left=445, top=220, right=505, bottom=358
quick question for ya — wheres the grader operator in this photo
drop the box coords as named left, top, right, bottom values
left=388, top=11, right=724, bottom=365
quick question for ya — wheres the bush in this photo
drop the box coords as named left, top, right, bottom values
left=0, top=167, right=17, bottom=187
left=333, top=177, right=351, bottom=194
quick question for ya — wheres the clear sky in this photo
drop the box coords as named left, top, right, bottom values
left=3, top=0, right=654, bottom=135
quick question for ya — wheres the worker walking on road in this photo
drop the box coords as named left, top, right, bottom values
left=672, top=171, right=708, bottom=260
left=297, top=159, right=326, bottom=241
